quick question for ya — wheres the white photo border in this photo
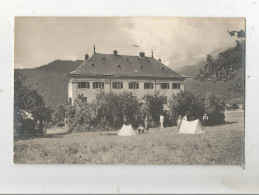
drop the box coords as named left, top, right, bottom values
left=0, top=0, right=258, bottom=193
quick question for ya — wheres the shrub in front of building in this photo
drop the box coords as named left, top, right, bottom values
left=64, top=90, right=226, bottom=132
left=203, top=92, right=226, bottom=125
left=168, top=91, right=225, bottom=126
left=168, top=90, right=203, bottom=124
left=140, top=92, right=166, bottom=127
left=67, top=92, right=141, bottom=132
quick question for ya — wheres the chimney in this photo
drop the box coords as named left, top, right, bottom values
left=158, top=58, right=161, bottom=62
left=113, top=50, right=118, bottom=56
left=85, top=54, right=89, bottom=61
left=139, top=52, right=145, bottom=58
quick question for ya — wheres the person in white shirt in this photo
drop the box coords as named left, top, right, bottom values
left=183, top=115, right=187, bottom=121
left=137, top=124, right=145, bottom=134
left=144, top=116, right=148, bottom=132
left=160, top=114, right=164, bottom=128
left=177, top=115, right=183, bottom=131
left=203, top=113, right=209, bottom=127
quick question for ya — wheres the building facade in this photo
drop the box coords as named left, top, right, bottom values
left=66, top=51, right=187, bottom=105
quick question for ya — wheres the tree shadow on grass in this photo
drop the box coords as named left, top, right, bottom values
left=102, top=133, right=118, bottom=136
left=206, top=121, right=239, bottom=127
left=224, top=121, right=239, bottom=125
left=14, top=132, right=71, bottom=140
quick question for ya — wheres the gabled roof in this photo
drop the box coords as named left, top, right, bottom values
left=68, top=53, right=186, bottom=79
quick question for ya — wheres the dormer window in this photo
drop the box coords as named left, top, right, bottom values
left=125, top=58, right=129, bottom=61
left=102, top=57, right=106, bottom=60
left=91, top=63, right=95, bottom=67
left=117, top=64, right=121, bottom=68
left=161, top=66, right=165, bottom=70
left=140, top=65, right=144, bottom=69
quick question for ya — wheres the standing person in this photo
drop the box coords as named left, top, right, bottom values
left=144, top=116, right=148, bottom=132
left=203, top=113, right=208, bottom=127
left=177, top=115, right=182, bottom=131
left=160, top=114, right=164, bottom=129
left=183, top=114, right=187, bottom=121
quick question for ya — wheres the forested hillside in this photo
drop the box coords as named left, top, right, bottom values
left=177, top=61, right=244, bottom=102
left=15, top=60, right=83, bottom=110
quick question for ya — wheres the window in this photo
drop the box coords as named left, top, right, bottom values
left=93, top=82, right=104, bottom=89
left=78, top=82, right=90, bottom=89
left=172, top=83, right=181, bottom=89
left=113, top=82, right=123, bottom=89
left=144, top=83, right=154, bottom=89
left=161, top=83, right=169, bottom=89
left=129, top=82, right=139, bottom=89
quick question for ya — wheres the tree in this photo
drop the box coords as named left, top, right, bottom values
left=14, top=71, right=53, bottom=134
left=53, top=105, right=67, bottom=124
left=195, top=30, right=245, bottom=93
left=168, top=91, right=225, bottom=126
left=69, top=92, right=141, bottom=132
left=168, top=90, right=205, bottom=124
left=141, top=92, right=166, bottom=127
left=203, top=92, right=226, bottom=125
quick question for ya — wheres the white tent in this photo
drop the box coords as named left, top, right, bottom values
left=118, top=124, right=136, bottom=136
left=179, top=119, right=204, bottom=134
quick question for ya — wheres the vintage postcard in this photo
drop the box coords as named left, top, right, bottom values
left=14, top=17, right=245, bottom=164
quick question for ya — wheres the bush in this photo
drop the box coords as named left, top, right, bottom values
left=14, top=72, right=53, bottom=135
left=168, top=90, right=205, bottom=125
left=66, top=90, right=226, bottom=132
left=168, top=91, right=225, bottom=126
left=203, top=92, right=226, bottom=125
left=69, top=92, right=141, bottom=132
left=141, top=92, right=166, bottom=127
left=69, top=96, right=96, bottom=132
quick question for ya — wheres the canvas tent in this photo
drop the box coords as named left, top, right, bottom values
left=118, top=124, right=136, bottom=136
left=179, top=119, right=204, bottom=134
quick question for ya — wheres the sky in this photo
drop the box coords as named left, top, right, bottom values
left=14, top=17, right=245, bottom=70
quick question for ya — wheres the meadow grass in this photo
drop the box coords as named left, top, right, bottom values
left=14, top=111, right=244, bottom=165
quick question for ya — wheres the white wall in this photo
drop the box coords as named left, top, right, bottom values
left=67, top=77, right=184, bottom=104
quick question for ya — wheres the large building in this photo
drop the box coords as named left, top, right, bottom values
left=66, top=50, right=187, bottom=105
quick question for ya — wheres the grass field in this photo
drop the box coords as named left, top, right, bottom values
left=14, top=111, right=244, bottom=165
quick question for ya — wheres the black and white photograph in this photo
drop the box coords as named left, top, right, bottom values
left=14, top=17, right=245, bottom=165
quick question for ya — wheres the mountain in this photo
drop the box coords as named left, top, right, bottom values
left=15, top=60, right=83, bottom=110
left=177, top=60, right=207, bottom=78
left=177, top=61, right=244, bottom=103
